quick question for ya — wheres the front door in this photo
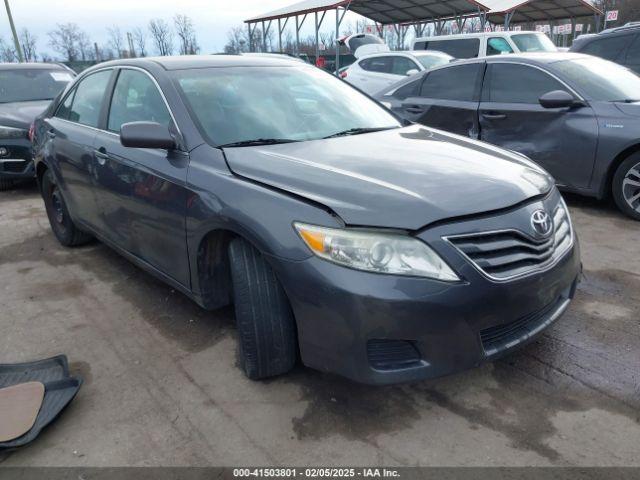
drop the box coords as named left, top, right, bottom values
left=400, top=63, right=483, bottom=138
left=93, top=68, right=191, bottom=286
left=478, top=62, right=598, bottom=189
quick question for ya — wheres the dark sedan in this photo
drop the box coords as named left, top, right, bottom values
left=0, top=63, right=74, bottom=190
left=377, top=53, right=640, bottom=220
left=34, top=56, right=580, bottom=384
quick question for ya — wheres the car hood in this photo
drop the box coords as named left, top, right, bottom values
left=0, top=100, right=51, bottom=129
left=223, top=125, right=553, bottom=230
left=615, top=101, right=640, bottom=117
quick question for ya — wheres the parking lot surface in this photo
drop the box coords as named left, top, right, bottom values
left=0, top=183, right=639, bottom=467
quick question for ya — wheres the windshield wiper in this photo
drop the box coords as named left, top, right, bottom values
left=613, top=99, right=640, bottom=103
left=323, top=127, right=396, bottom=139
left=218, top=138, right=300, bottom=148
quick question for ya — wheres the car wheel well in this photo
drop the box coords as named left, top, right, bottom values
left=196, top=229, right=238, bottom=310
left=605, top=145, right=640, bottom=198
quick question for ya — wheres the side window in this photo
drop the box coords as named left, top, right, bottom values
left=581, top=35, right=634, bottom=61
left=391, top=56, right=419, bottom=75
left=67, top=70, right=112, bottom=128
left=414, top=41, right=427, bottom=50
left=425, top=39, right=480, bottom=58
left=391, top=78, right=421, bottom=100
left=108, top=69, right=171, bottom=132
left=359, top=57, right=392, bottom=73
left=487, top=37, right=515, bottom=56
left=626, top=34, right=640, bottom=65
left=55, top=89, right=76, bottom=120
left=420, top=64, right=481, bottom=101
left=482, top=64, right=566, bottom=104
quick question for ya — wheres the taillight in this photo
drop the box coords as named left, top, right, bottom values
left=28, top=123, right=35, bottom=143
left=339, top=70, right=348, bottom=79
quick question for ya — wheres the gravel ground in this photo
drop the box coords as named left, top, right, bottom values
left=0, top=182, right=638, bottom=467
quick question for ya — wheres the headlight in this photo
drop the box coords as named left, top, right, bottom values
left=294, top=222, right=459, bottom=281
left=0, top=126, right=28, bottom=140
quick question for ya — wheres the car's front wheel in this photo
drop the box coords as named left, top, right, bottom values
left=613, top=153, right=640, bottom=221
left=228, top=238, right=297, bottom=380
left=0, top=178, right=14, bottom=191
left=42, top=169, right=93, bottom=247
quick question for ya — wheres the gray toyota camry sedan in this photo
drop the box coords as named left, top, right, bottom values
left=33, top=56, right=581, bottom=385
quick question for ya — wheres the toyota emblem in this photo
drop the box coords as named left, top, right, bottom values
left=531, top=210, right=553, bottom=237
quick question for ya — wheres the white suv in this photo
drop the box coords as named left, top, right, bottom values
left=342, top=51, right=453, bottom=95
left=411, top=31, right=557, bottom=58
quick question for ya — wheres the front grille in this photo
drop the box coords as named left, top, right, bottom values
left=367, top=339, right=422, bottom=371
left=447, top=206, right=572, bottom=280
left=1, top=160, right=29, bottom=173
left=480, top=297, right=564, bottom=356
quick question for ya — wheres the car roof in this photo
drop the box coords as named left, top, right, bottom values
left=413, top=31, right=542, bottom=41
left=0, top=62, right=68, bottom=71
left=93, top=55, right=307, bottom=71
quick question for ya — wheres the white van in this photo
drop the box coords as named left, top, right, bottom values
left=411, top=31, right=557, bottom=58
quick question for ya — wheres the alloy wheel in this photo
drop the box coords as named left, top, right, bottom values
left=622, top=162, right=640, bottom=213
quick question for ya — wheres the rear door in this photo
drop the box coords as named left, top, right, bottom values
left=351, top=56, right=396, bottom=94
left=93, top=67, right=191, bottom=286
left=399, top=62, right=483, bottom=138
left=478, top=62, right=598, bottom=188
left=44, top=69, right=114, bottom=231
left=624, top=34, right=640, bottom=73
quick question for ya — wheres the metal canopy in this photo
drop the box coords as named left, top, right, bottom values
left=479, top=0, right=602, bottom=24
left=245, top=0, right=488, bottom=25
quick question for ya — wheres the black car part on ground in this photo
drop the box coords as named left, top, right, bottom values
left=0, top=355, right=82, bottom=449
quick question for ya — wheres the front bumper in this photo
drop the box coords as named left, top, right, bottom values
left=271, top=191, right=582, bottom=385
left=0, top=140, right=35, bottom=180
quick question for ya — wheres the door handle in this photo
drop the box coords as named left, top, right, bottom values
left=46, top=130, right=56, bottom=139
left=94, top=148, right=109, bottom=166
left=481, top=112, right=507, bottom=120
left=404, top=105, right=424, bottom=115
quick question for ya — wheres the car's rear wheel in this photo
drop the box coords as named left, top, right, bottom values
left=228, top=238, right=297, bottom=380
left=0, top=178, right=14, bottom=191
left=42, top=170, right=93, bottom=247
left=613, top=153, right=640, bottom=221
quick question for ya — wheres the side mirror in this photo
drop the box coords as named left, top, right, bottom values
left=406, top=69, right=420, bottom=76
left=120, top=121, right=176, bottom=150
left=539, top=90, right=578, bottom=109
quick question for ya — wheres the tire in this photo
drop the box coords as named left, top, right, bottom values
left=41, top=169, right=93, bottom=247
left=0, top=178, right=14, bottom=191
left=612, top=153, right=640, bottom=221
left=228, top=238, right=297, bottom=380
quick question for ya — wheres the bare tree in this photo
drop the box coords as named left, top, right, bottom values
left=48, top=23, right=84, bottom=62
left=224, top=26, right=248, bottom=54
left=0, top=37, right=17, bottom=62
left=19, top=29, right=37, bottom=62
left=174, top=14, right=199, bottom=55
left=132, top=27, right=147, bottom=57
left=77, top=31, right=94, bottom=61
left=108, top=26, right=124, bottom=58
left=149, top=19, right=174, bottom=56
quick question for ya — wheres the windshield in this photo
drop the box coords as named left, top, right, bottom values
left=0, top=69, right=74, bottom=103
left=551, top=57, right=640, bottom=101
left=416, top=54, right=452, bottom=70
left=511, top=33, right=556, bottom=52
left=174, top=66, right=401, bottom=146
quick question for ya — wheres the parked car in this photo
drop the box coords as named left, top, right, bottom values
left=570, top=23, right=640, bottom=73
left=343, top=51, right=453, bottom=95
left=34, top=56, right=581, bottom=384
left=376, top=53, right=640, bottom=220
left=412, top=31, right=557, bottom=58
left=0, top=63, right=74, bottom=191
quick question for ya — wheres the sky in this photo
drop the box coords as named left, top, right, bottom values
left=1, top=0, right=364, bottom=58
